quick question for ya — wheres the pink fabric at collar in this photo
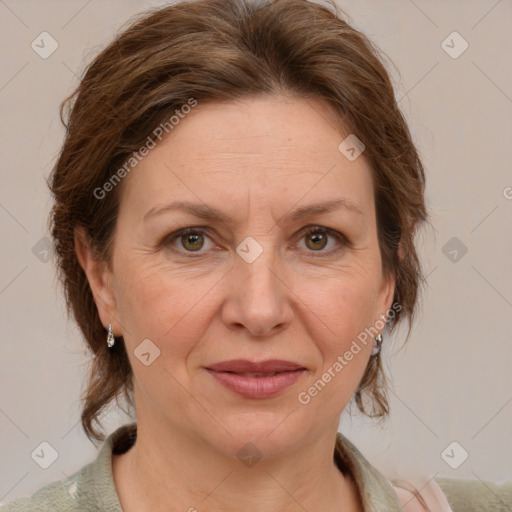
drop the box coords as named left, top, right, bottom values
left=389, top=478, right=454, bottom=512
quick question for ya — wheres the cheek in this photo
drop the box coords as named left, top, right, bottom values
left=294, top=274, right=378, bottom=390
left=297, top=273, right=379, bottom=339
left=113, top=260, right=214, bottom=358
left=292, top=279, right=377, bottom=414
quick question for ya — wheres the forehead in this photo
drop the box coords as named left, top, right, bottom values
left=118, top=94, right=375, bottom=222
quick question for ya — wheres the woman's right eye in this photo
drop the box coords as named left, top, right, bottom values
left=164, top=227, right=215, bottom=255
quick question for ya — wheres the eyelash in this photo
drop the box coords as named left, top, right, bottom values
left=161, top=226, right=349, bottom=258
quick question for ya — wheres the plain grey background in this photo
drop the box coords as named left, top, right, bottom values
left=1, top=0, right=511, bottom=504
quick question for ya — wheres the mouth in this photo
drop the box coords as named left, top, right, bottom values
left=204, top=360, right=306, bottom=399
left=205, top=359, right=305, bottom=373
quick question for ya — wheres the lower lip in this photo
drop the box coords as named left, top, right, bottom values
left=205, top=369, right=306, bottom=399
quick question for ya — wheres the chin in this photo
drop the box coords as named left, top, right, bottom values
left=198, top=410, right=309, bottom=461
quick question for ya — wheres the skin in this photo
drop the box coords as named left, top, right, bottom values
left=76, top=94, right=396, bottom=512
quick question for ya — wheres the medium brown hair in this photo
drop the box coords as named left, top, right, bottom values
left=48, top=0, right=429, bottom=444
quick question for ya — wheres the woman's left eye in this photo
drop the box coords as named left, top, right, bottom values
left=162, top=226, right=347, bottom=257
left=296, top=226, right=348, bottom=256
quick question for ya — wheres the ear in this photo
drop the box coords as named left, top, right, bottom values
left=74, top=226, right=121, bottom=336
left=375, top=269, right=396, bottom=326
left=375, top=238, right=405, bottom=325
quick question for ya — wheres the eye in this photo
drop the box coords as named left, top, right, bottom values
left=164, top=227, right=215, bottom=255
left=297, top=226, right=348, bottom=256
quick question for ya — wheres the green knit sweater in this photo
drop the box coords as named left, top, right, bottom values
left=1, top=423, right=511, bottom=511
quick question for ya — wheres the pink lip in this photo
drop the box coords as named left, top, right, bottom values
left=204, top=359, right=306, bottom=399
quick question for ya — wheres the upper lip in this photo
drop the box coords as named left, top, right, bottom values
left=205, top=359, right=305, bottom=373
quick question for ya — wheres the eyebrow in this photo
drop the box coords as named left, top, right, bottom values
left=143, top=198, right=364, bottom=224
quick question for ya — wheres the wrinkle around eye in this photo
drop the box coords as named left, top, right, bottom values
left=160, top=230, right=359, bottom=263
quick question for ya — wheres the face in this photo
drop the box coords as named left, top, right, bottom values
left=83, top=94, right=395, bottom=458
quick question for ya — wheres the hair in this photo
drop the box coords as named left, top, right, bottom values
left=48, top=0, right=429, bottom=447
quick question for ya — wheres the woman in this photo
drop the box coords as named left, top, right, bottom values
left=2, top=0, right=510, bottom=511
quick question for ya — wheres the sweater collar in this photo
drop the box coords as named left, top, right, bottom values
left=334, top=431, right=403, bottom=511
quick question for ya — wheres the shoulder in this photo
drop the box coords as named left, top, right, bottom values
left=0, top=476, right=83, bottom=512
left=0, top=424, right=135, bottom=512
left=391, top=476, right=512, bottom=512
left=434, top=476, right=512, bottom=512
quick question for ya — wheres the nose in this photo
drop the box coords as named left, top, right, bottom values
left=220, top=244, right=294, bottom=338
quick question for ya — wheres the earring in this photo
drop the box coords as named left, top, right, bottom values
left=107, top=322, right=115, bottom=348
left=371, top=333, right=383, bottom=356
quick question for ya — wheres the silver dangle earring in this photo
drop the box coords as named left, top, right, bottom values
left=371, top=333, right=383, bottom=356
left=107, top=322, right=115, bottom=348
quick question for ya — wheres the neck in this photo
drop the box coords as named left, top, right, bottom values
left=112, top=418, right=362, bottom=512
